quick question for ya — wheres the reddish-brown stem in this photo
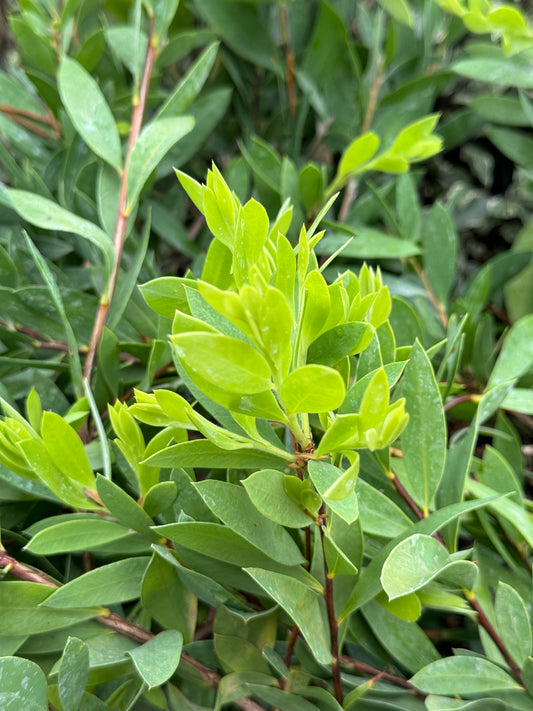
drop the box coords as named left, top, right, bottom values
left=0, top=103, right=61, bottom=138
left=279, top=3, right=296, bottom=118
left=444, top=394, right=479, bottom=412
left=389, top=470, right=425, bottom=520
left=410, top=258, right=448, bottom=329
left=83, top=18, right=157, bottom=383
left=339, top=655, right=424, bottom=695
left=0, top=549, right=266, bottom=710
left=388, top=470, right=446, bottom=546
left=319, top=523, right=343, bottom=704
left=466, top=592, right=524, bottom=685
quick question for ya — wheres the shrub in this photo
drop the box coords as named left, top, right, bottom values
left=0, top=1, right=533, bottom=710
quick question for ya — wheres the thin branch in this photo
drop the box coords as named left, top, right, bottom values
left=444, top=393, right=479, bottom=412
left=465, top=591, right=524, bottom=686
left=83, top=17, right=157, bottom=383
left=279, top=3, right=296, bottom=118
left=0, top=103, right=61, bottom=139
left=319, top=522, right=343, bottom=704
left=410, top=258, right=448, bottom=329
left=0, top=549, right=266, bottom=711
left=339, top=655, right=425, bottom=695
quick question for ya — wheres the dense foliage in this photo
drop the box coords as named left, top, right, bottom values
left=0, top=0, right=533, bottom=709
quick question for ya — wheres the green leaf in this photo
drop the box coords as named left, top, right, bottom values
left=96, top=475, right=155, bottom=536
left=41, top=412, right=94, bottom=489
left=243, top=469, right=312, bottom=528
left=338, top=133, right=380, bottom=179
left=377, top=0, right=414, bottom=26
left=381, top=534, right=476, bottom=600
left=140, top=276, right=196, bottom=318
left=341, top=497, right=501, bottom=619
left=25, top=519, right=131, bottom=554
left=308, top=460, right=359, bottom=524
left=0, top=656, right=48, bottom=711
left=423, top=202, right=457, bottom=306
left=362, top=599, right=439, bottom=674
left=193, top=0, right=280, bottom=71
left=43, top=557, right=150, bottom=608
left=495, top=582, right=532, bottom=667
left=196, top=480, right=304, bottom=565
left=316, top=230, right=420, bottom=259
left=141, top=554, right=196, bottom=642
left=58, top=57, right=122, bottom=170
left=172, top=332, right=273, bottom=394
left=488, top=314, right=533, bottom=388
left=58, top=637, right=90, bottom=711
left=467, top=479, right=533, bottom=548
left=143, top=439, right=290, bottom=469
left=280, top=365, right=345, bottom=414
left=154, top=521, right=299, bottom=568
left=126, top=116, right=195, bottom=212
left=411, top=656, right=519, bottom=694
left=127, top=630, right=183, bottom=688
left=0, top=608, right=98, bottom=636
left=23, top=234, right=84, bottom=398
left=19, top=440, right=99, bottom=510
left=245, top=568, right=332, bottom=665
left=307, top=322, right=373, bottom=366
left=5, top=190, right=112, bottom=263
left=356, top=478, right=412, bottom=537
left=157, top=42, right=219, bottom=118
left=396, top=340, right=446, bottom=513
left=502, top=388, right=533, bottom=415
left=453, top=56, right=533, bottom=88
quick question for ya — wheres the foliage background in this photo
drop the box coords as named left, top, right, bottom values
left=0, top=0, right=533, bottom=709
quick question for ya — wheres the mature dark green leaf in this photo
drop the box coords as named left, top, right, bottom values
left=411, top=656, right=519, bottom=694
left=495, top=582, right=532, bottom=667
left=196, top=480, right=304, bottom=565
left=58, top=637, right=90, bottom=711
left=243, top=469, right=312, bottom=528
left=58, top=57, right=122, bottom=170
left=396, top=341, right=446, bottom=513
left=127, top=630, right=183, bottom=688
left=245, top=567, right=332, bottom=665
left=0, top=657, right=48, bottom=711
left=126, top=117, right=195, bottom=211
left=26, top=519, right=131, bottom=554
left=43, top=557, right=150, bottom=608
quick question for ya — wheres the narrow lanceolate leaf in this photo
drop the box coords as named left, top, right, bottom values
left=127, top=630, right=183, bottom=689
left=25, top=519, right=130, bottom=555
left=423, top=202, right=457, bottom=306
left=0, top=657, right=48, bottom=711
left=488, top=314, right=533, bottom=388
left=245, top=568, right=332, bottom=665
left=6, top=190, right=112, bottom=263
left=172, top=332, right=273, bottom=394
left=279, top=365, right=345, bottom=414
left=126, top=116, right=195, bottom=212
left=195, top=480, right=304, bottom=565
left=43, top=557, right=150, bottom=608
left=58, top=57, right=122, bottom=170
left=58, top=638, right=90, bottom=711
left=396, top=340, right=446, bottom=513
left=410, top=656, right=519, bottom=695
